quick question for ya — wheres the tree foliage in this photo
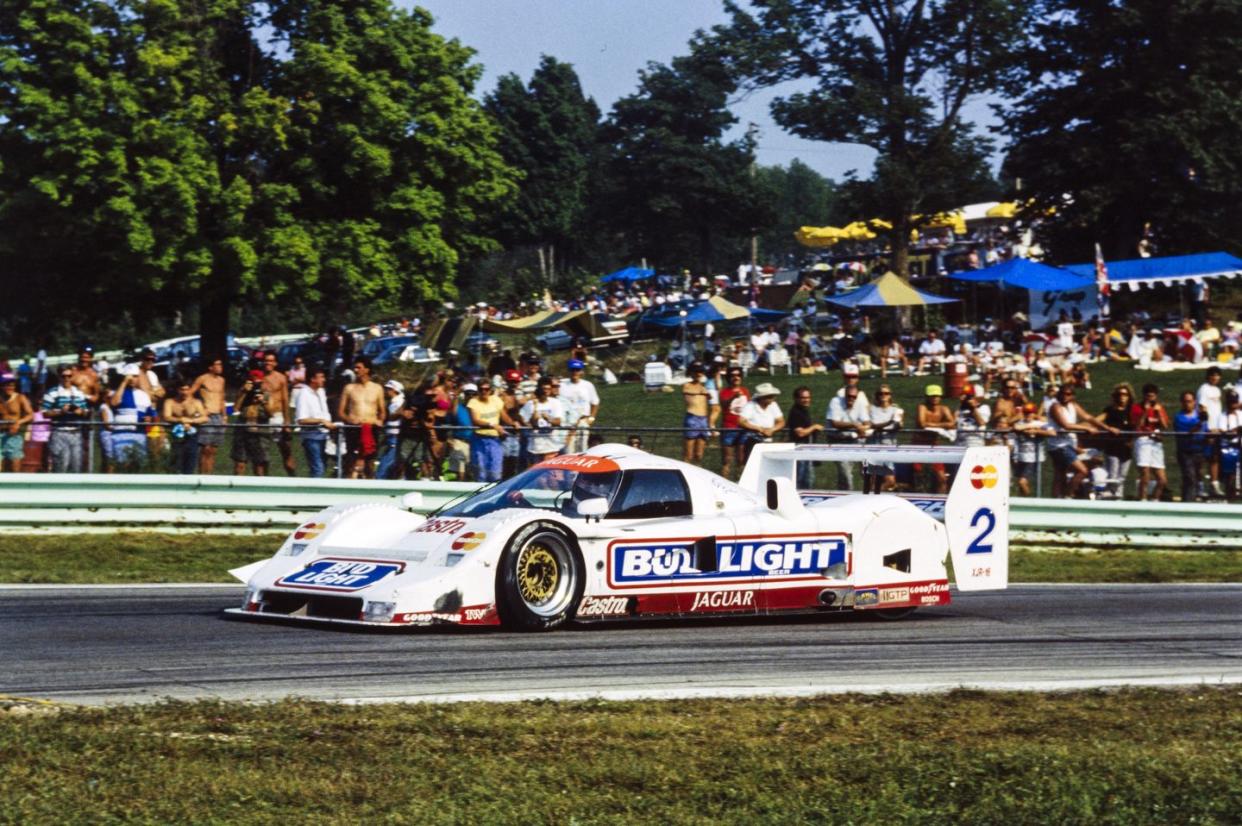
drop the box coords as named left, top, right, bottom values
left=0, top=0, right=515, bottom=353
left=597, top=42, right=773, bottom=274
left=711, top=0, right=1027, bottom=273
left=755, top=158, right=839, bottom=264
left=1000, top=0, right=1242, bottom=261
left=484, top=56, right=600, bottom=281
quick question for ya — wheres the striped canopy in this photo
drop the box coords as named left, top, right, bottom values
left=825, top=272, right=959, bottom=308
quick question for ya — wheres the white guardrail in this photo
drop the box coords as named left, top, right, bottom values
left=0, top=474, right=1238, bottom=549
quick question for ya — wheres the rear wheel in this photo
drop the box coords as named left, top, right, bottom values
left=496, top=522, right=583, bottom=630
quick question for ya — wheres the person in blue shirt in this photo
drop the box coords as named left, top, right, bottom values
left=1173, top=391, right=1208, bottom=502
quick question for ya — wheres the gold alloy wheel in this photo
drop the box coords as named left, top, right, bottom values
left=517, top=543, right=560, bottom=605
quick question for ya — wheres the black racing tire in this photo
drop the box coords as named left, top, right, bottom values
left=870, top=607, right=917, bottom=621
left=495, top=521, right=584, bottom=631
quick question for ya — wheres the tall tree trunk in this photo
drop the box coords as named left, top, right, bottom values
left=200, top=291, right=231, bottom=364
left=548, top=244, right=556, bottom=287
left=536, top=245, right=547, bottom=286
left=891, top=219, right=911, bottom=277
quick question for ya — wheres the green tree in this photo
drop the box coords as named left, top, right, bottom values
left=711, top=0, right=1028, bottom=275
left=755, top=158, right=838, bottom=263
left=484, top=55, right=600, bottom=289
left=1000, top=0, right=1242, bottom=261
left=598, top=44, right=772, bottom=274
left=0, top=1, right=516, bottom=355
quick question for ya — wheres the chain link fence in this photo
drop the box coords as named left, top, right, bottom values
left=10, top=418, right=1242, bottom=503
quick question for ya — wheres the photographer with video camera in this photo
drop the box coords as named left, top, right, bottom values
left=42, top=366, right=90, bottom=472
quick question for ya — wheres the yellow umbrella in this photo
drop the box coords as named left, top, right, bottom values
left=794, top=225, right=843, bottom=247
left=922, top=211, right=968, bottom=235
left=840, top=221, right=877, bottom=241
left=985, top=202, right=1018, bottom=219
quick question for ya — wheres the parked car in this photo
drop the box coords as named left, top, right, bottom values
left=359, top=335, right=422, bottom=360
left=535, top=329, right=574, bottom=352
left=373, top=344, right=440, bottom=365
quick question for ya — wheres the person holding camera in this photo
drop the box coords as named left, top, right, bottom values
left=41, top=367, right=90, bottom=472
left=232, top=369, right=270, bottom=476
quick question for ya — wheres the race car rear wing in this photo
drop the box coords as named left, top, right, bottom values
left=739, top=443, right=1009, bottom=591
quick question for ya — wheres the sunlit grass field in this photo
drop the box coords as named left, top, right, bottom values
left=1, top=688, right=1238, bottom=824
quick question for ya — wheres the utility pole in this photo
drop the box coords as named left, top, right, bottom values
left=747, top=122, right=759, bottom=282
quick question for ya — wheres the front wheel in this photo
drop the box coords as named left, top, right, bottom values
left=496, top=522, right=583, bottom=630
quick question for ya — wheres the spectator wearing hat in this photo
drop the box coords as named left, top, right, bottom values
left=468, top=379, right=516, bottom=482
left=43, top=366, right=90, bottom=472
left=0, top=373, right=34, bottom=472
left=825, top=380, right=870, bottom=490
left=955, top=384, right=991, bottom=449
left=682, top=363, right=719, bottom=465
left=233, top=368, right=271, bottom=476
left=560, top=359, right=599, bottom=454
left=295, top=368, right=336, bottom=478
left=915, top=384, right=956, bottom=493
left=500, top=368, right=526, bottom=476
left=718, top=367, right=751, bottom=481
left=738, top=383, right=784, bottom=463
left=1012, top=402, right=1056, bottom=496
left=520, top=376, right=565, bottom=462
left=109, top=363, right=154, bottom=468
left=375, top=380, right=407, bottom=480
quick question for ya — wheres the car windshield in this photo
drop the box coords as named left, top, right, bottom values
left=440, top=466, right=621, bottom=519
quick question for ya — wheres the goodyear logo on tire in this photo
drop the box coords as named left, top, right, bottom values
left=970, top=465, right=998, bottom=489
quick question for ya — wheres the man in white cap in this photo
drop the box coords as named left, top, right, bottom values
left=560, top=358, right=599, bottom=454
left=738, top=382, right=784, bottom=463
left=835, top=362, right=870, bottom=407
left=375, top=379, right=406, bottom=479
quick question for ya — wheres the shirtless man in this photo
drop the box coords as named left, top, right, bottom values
left=337, top=356, right=386, bottom=478
left=190, top=357, right=227, bottom=473
left=261, top=351, right=296, bottom=475
left=163, top=381, right=209, bottom=474
left=0, top=375, right=34, bottom=472
left=134, top=349, right=165, bottom=403
left=70, top=347, right=103, bottom=406
left=916, top=384, right=958, bottom=493
left=681, top=363, right=718, bottom=464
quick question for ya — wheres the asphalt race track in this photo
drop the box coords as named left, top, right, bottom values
left=2, top=584, right=1239, bottom=705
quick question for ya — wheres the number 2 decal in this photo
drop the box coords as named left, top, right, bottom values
left=966, top=507, right=996, bottom=555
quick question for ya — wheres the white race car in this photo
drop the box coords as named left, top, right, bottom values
left=226, top=443, right=1009, bottom=630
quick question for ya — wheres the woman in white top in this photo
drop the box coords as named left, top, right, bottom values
left=954, top=384, right=991, bottom=448
left=864, top=384, right=903, bottom=493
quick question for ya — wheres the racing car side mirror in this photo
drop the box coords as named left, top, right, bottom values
left=577, top=498, right=609, bottom=521
left=400, top=492, right=424, bottom=510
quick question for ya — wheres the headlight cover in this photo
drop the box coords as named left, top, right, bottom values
left=363, top=601, right=397, bottom=623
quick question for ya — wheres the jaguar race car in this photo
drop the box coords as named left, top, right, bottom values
left=225, top=443, right=1009, bottom=630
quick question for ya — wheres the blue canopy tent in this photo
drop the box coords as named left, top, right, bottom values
left=643, top=296, right=771, bottom=327
left=1064, top=252, right=1242, bottom=291
left=948, top=258, right=1093, bottom=291
left=600, top=266, right=655, bottom=283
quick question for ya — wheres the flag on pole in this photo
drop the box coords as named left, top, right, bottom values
left=1094, top=242, right=1110, bottom=319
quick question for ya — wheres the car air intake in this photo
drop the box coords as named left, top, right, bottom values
left=260, top=590, right=364, bottom=620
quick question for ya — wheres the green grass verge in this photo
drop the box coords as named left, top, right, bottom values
left=1, top=533, right=1240, bottom=584
left=1, top=688, right=1238, bottom=823
left=0, top=533, right=273, bottom=583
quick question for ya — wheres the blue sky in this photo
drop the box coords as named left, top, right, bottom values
left=405, top=0, right=884, bottom=181
left=405, top=1, right=1001, bottom=181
